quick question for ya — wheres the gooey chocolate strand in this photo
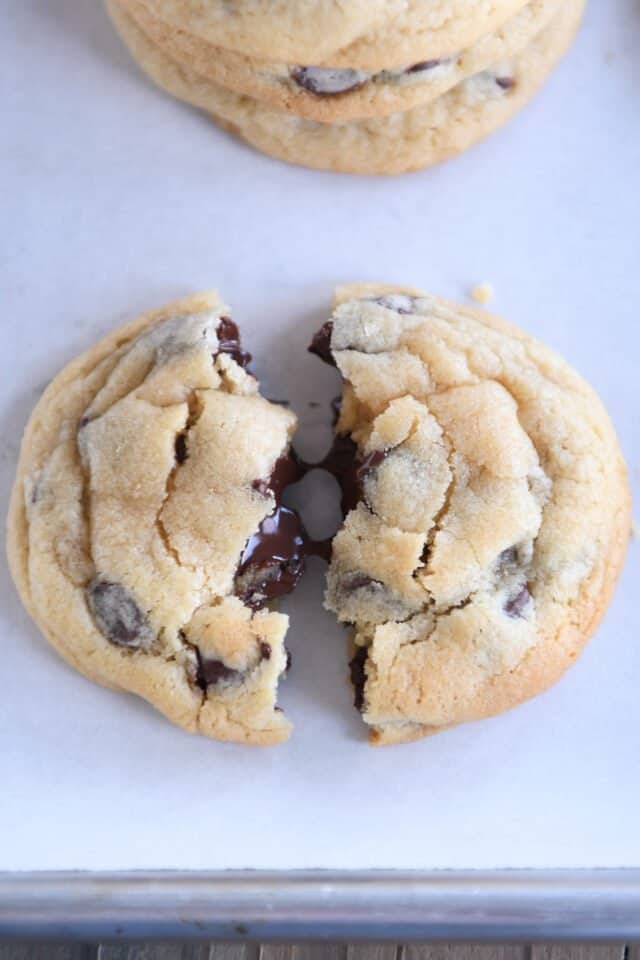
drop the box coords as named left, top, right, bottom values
left=226, top=319, right=390, bottom=612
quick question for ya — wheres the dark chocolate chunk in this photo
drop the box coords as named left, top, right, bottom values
left=308, top=321, right=335, bottom=366
left=349, top=646, right=368, bottom=712
left=496, top=76, right=516, bottom=91
left=498, top=546, right=518, bottom=568
left=235, top=505, right=308, bottom=609
left=175, top=431, right=188, bottom=464
left=196, top=652, right=240, bottom=689
left=216, top=317, right=252, bottom=369
left=259, top=640, right=272, bottom=661
left=504, top=585, right=531, bottom=619
left=290, top=66, right=366, bottom=95
left=87, top=578, right=154, bottom=649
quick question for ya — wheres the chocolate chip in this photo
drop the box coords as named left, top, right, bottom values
left=87, top=578, right=155, bottom=649
left=216, top=317, right=252, bottom=369
left=349, top=646, right=368, bottom=712
left=308, top=321, right=335, bottom=366
left=196, top=653, right=240, bottom=689
left=259, top=640, right=271, bottom=661
left=175, top=432, right=188, bottom=464
left=290, top=66, right=367, bottom=95
left=498, top=546, right=518, bottom=567
left=496, top=76, right=516, bottom=91
left=342, top=573, right=381, bottom=593
left=406, top=58, right=446, bottom=73
left=235, top=505, right=308, bottom=609
left=504, top=585, right=531, bottom=619
left=367, top=294, right=420, bottom=314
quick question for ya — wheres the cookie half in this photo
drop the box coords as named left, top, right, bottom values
left=134, top=0, right=529, bottom=70
left=7, top=293, right=307, bottom=745
left=107, top=0, right=584, bottom=175
left=121, top=0, right=561, bottom=123
left=311, top=284, right=630, bottom=745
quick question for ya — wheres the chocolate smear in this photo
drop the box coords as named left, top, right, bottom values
left=216, top=317, right=252, bottom=369
left=349, top=646, right=368, bottom=712
left=308, top=321, right=335, bottom=366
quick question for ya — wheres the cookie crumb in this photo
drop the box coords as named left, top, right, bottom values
left=470, top=282, right=494, bottom=305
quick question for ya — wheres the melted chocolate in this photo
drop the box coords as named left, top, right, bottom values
left=216, top=317, right=252, bottom=369
left=252, top=451, right=306, bottom=501
left=308, top=321, right=335, bottom=366
left=316, top=435, right=388, bottom=515
left=349, top=646, right=368, bottom=712
left=235, top=505, right=308, bottom=609
left=175, top=431, right=188, bottom=464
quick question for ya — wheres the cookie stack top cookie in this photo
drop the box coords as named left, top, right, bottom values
left=107, top=0, right=586, bottom=173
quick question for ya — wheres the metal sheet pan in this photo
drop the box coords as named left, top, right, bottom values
left=2, top=871, right=640, bottom=942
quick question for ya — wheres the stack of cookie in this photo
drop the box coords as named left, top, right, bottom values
left=107, top=0, right=585, bottom=174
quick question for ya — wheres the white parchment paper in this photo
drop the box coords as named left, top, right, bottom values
left=1, top=0, right=638, bottom=871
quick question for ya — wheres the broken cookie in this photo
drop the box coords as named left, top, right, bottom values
left=311, top=284, right=631, bottom=744
left=7, top=292, right=306, bottom=744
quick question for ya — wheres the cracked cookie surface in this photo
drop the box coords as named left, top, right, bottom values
left=7, top=292, right=304, bottom=745
left=314, top=284, right=630, bottom=744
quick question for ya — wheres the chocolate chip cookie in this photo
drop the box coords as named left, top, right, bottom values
left=120, top=0, right=560, bottom=123
left=7, top=293, right=307, bottom=744
left=311, top=284, right=631, bottom=744
left=107, top=0, right=584, bottom=174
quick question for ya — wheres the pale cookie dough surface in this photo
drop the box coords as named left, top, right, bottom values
left=107, top=0, right=584, bottom=174
left=134, top=0, right=529, bottom=69
left=121, top=0, right=561, bottom=123
left=318, top=284, right=630, bottom=744
left=7, top=293, right=299, bottom=745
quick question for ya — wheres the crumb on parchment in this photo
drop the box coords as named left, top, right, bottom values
left=470, top=282, right=494, bottom=305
